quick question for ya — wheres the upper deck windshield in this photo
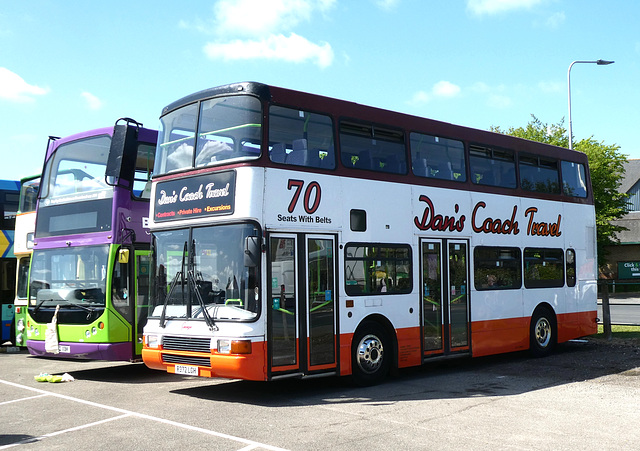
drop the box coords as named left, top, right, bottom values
left=150, top=223, right=260, bottom=322
left=154, top=95, right=262, bottom=176
left=40, top=135, right=113, bottom=206
left=29, top=245, right=109, bottom=307
left=36, top=135, right=113, bottom=237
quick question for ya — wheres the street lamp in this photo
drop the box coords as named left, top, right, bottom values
left=567, top=59, right=614, bottom=149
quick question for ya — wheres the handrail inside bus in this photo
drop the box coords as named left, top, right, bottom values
left=159, top=123, right=261, bottom=148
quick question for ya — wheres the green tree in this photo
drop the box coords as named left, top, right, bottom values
left=491, top=115, right=628, bottom=267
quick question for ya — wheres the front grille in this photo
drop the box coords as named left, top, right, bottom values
left=162, top=336, right=211, bottom=353
left=162, top=354, right=211, bottom=367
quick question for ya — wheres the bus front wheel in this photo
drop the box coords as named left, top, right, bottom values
left=529, top=306, right=556, bottom=357
left=351, top=321, right=390, bottom=386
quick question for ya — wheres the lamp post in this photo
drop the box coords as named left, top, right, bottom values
left=567, top=59, right=614, bottom=149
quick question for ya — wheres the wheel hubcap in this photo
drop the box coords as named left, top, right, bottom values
left=356, top=334, right=384, bottom=374
left=535, top=317, right=551, bottom=348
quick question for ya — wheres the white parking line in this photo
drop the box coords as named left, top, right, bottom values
left=0, top=393, right=47, bottom=406
left=0, top=379, right=289, bottom=451
left=1, top=414, right=131, bottom=449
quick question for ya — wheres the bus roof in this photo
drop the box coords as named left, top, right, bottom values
left=160, top=81, right=585, bottom=165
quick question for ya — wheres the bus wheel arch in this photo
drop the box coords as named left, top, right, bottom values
left=350, top=315, right=396, bottom=386
left=529, top=303, right=557, bottom=357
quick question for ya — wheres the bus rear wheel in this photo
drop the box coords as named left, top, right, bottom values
left=529, top=306, right=556, bottom=357
left=351, top=321, right=390, bottom=386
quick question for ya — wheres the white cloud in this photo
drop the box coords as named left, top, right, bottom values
left=433, top=81, right=461, bottom=98
left=81, top=91, right=103, bottom=110
left=200, top=0, right=337, bottom=68
left=467, top=0, right=545, bottom=15
left=409, top=90, right=431, bottom=104
left=205, top=33, right=334, bottom=68
left=409, top=81, right=461, bottom=105
left=0, top=67, right=49, bottom=103
left=212, top=0, right=335, bottom=37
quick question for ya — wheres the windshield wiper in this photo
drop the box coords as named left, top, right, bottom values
left=60, top=299, right=97, bottom=321
left=160, top=241, right=188, bottom=328
left=188, top=239, right=216, bottom=331
left=188, top=270, right=217, bottom=331
left=33, top=298, right=52, bottom=314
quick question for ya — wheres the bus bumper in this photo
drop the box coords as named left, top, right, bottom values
left=142, top=342, right=266, bottom=381
left=26, top=340, right=134, bottom=361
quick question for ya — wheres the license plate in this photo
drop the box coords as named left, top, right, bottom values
left=59, top=345, right=71, bottom=353
left=174, top=364, right=199, bottom=376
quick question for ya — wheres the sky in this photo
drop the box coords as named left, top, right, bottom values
left=1, top=0, right=638, bottom=182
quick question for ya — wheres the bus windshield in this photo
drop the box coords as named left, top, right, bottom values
left=40, top=135, right=113, bottom=205
left=19, top=177, right=40, bottom=213
left=150, top=223, right=260, bottom=322
left=154, top=95, right=262, bottom=175
left=29, top=245, right=109, bottom=307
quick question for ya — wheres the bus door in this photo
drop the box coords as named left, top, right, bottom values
left=268, top=233, right=338, bottom=378
left=112, top=247, right=149, bottom=359
left=134, top=251, right=150, bottom=357
left=421, top=238, right=470, bottom=357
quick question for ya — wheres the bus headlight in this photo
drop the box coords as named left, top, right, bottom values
left=145, top=334, right=160, bottom=349
left=217, top=339, right=252, bottom=354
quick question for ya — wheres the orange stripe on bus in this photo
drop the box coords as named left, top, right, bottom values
left=144, top=310, right=596, bottom=380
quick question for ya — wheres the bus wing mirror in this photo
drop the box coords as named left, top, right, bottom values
left=106, top=118, right=141, bottom=187
left=244, top=236, right=260, bottom=268
left=118, top=248, right=130, bottom=264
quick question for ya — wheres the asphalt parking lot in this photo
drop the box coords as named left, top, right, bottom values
left=1, top=338, right=640, bottom=450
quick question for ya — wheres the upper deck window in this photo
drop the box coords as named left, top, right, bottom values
left=519, top=154, right=560, bottom=194
left=269, top=106, right=335, bottom=169
left=133, top=143, right=156, bottom=199
left=155, top=95, right=262, bottom=176
left=561, top=160, right=587, bottom=198
left=339, top=122, right=407, bottom=174
left=469, top=144, right=516, bottom=189
left=410, top=133, right=466, bottom=182
left=40, top=135, right=113, bottom=205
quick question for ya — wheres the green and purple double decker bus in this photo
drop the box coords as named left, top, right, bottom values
left=26, top=119, right=157, bottom=361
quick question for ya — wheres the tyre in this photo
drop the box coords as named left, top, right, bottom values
left=529, top=306, right=556, bottom=357
left=351, top=321, right=391, bottom=386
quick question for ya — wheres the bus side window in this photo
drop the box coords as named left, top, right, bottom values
left=344, top=243, right=412, bottom=296
left=340, top=122, right=406, bottom=174
left=473, top=246, right=522, bottom=290
left=268, top=106, right=335, bottom=169
left=470, top=144, right=515, bottom=188
left=561, top=161, right=587, bottom=197
left=410, top=133, right=466, bottom=182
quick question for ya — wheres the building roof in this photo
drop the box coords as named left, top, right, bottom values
left=620, top=159, right=640, bottom=193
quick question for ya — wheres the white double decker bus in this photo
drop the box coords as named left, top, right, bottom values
left=142, top=82, right=597, bottom=385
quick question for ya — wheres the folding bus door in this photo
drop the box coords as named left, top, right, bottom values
left=421, top=238, right=470, bottom=358
left=134, top=250, right=151, bottom=358
left=268, top=233, right=338, bottom=378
